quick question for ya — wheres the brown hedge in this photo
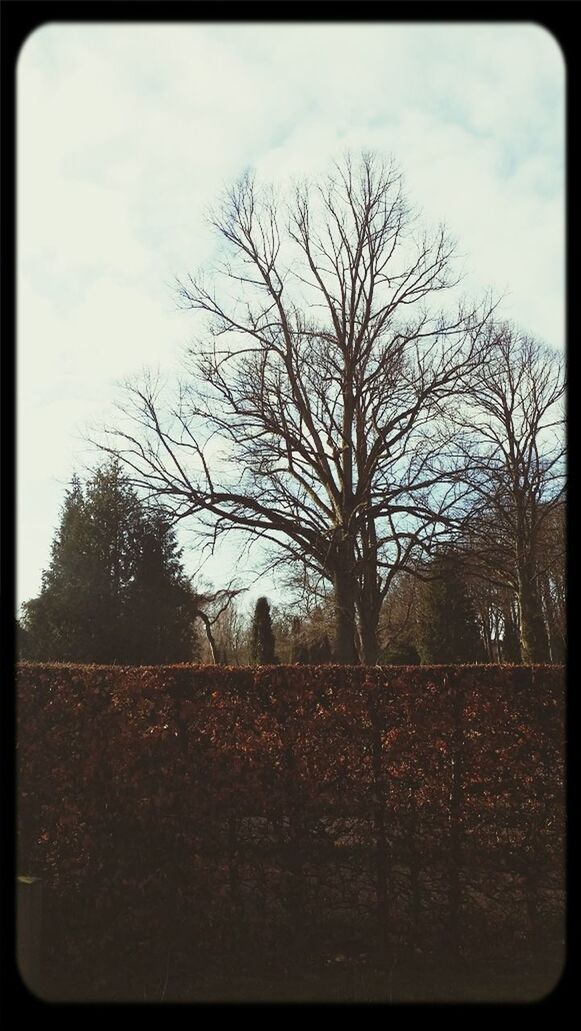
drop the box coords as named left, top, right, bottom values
left=16, top=662, right=565, bottom=999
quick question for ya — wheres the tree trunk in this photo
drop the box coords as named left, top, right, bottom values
left=540, top=575, right=563, bottom=664
left=333, top=561, right=358, bottom=664
left=358, top=607, right=380, bottom=665
left=356, top=513, right=381, bottom=665
left=517, top=562, right=550, bottom=663
left=481, top=609, right=493, bottom=662
left=197, top=612, right=220, bottom=663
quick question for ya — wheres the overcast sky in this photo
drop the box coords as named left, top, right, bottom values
left=17, top=21, right=565, bottom=614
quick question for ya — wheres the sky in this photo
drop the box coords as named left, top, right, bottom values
left=17, top=21, right=565, bottom=615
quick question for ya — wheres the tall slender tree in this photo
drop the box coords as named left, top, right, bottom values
left=249, top=596, right=276, bottom=664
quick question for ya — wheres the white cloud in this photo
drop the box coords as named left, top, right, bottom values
left=17, top=22, right=565, bottom=608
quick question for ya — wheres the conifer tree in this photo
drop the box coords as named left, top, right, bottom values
left=20, top=461, right=200, bottom=664
left=415, top=549, right=484, bottom=664
left=249, top=596, right=276, bottom=664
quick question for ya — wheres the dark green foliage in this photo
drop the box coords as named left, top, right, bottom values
left=380, top=639, right=421, bottom=665
left=16, top=618, right=31, bottom=661
left=416, top=550, right=485, bottom=664
left=250, top=596, right=276, bottom=663
left=19, top=461, right=200, bottom=664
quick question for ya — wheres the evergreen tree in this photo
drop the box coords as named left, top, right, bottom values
left=16, top=618, right=32, bottom=660
left=20, top=461, right=200, bottom=664
left=415, top=549, right=485, bottom=664
left=249, top=596, right=276, bottom=663
left=21, top=473, right=93, bottom=661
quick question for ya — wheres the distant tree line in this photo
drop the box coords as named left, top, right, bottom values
left=18, top=464, right=564, bottom=667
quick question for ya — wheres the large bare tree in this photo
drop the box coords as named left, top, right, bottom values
left=456, top=324, right=565, bottom=663
left=99, top=153, right=496, bottom=662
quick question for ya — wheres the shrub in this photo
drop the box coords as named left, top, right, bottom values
left=17, top=661, right=565, bottom=1001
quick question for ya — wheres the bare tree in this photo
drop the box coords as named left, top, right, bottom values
left=377, top=569, right=422, bottom=661
left=193, top=584, right=246, bottom=664
left=456, top=325, right=565, bottom=663
left=465, top=576, right=521, bottom=662
left=99, top=153, right=496, bottom=663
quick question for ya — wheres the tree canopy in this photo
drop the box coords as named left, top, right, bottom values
left=455, top=325, right=565, bottom=662
left=19, top=461, right=200, bottom=664
left=99, top=152, right=499, bottom=663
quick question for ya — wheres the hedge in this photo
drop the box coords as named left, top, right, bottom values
left=16, top=662, right=565, bottom=1001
